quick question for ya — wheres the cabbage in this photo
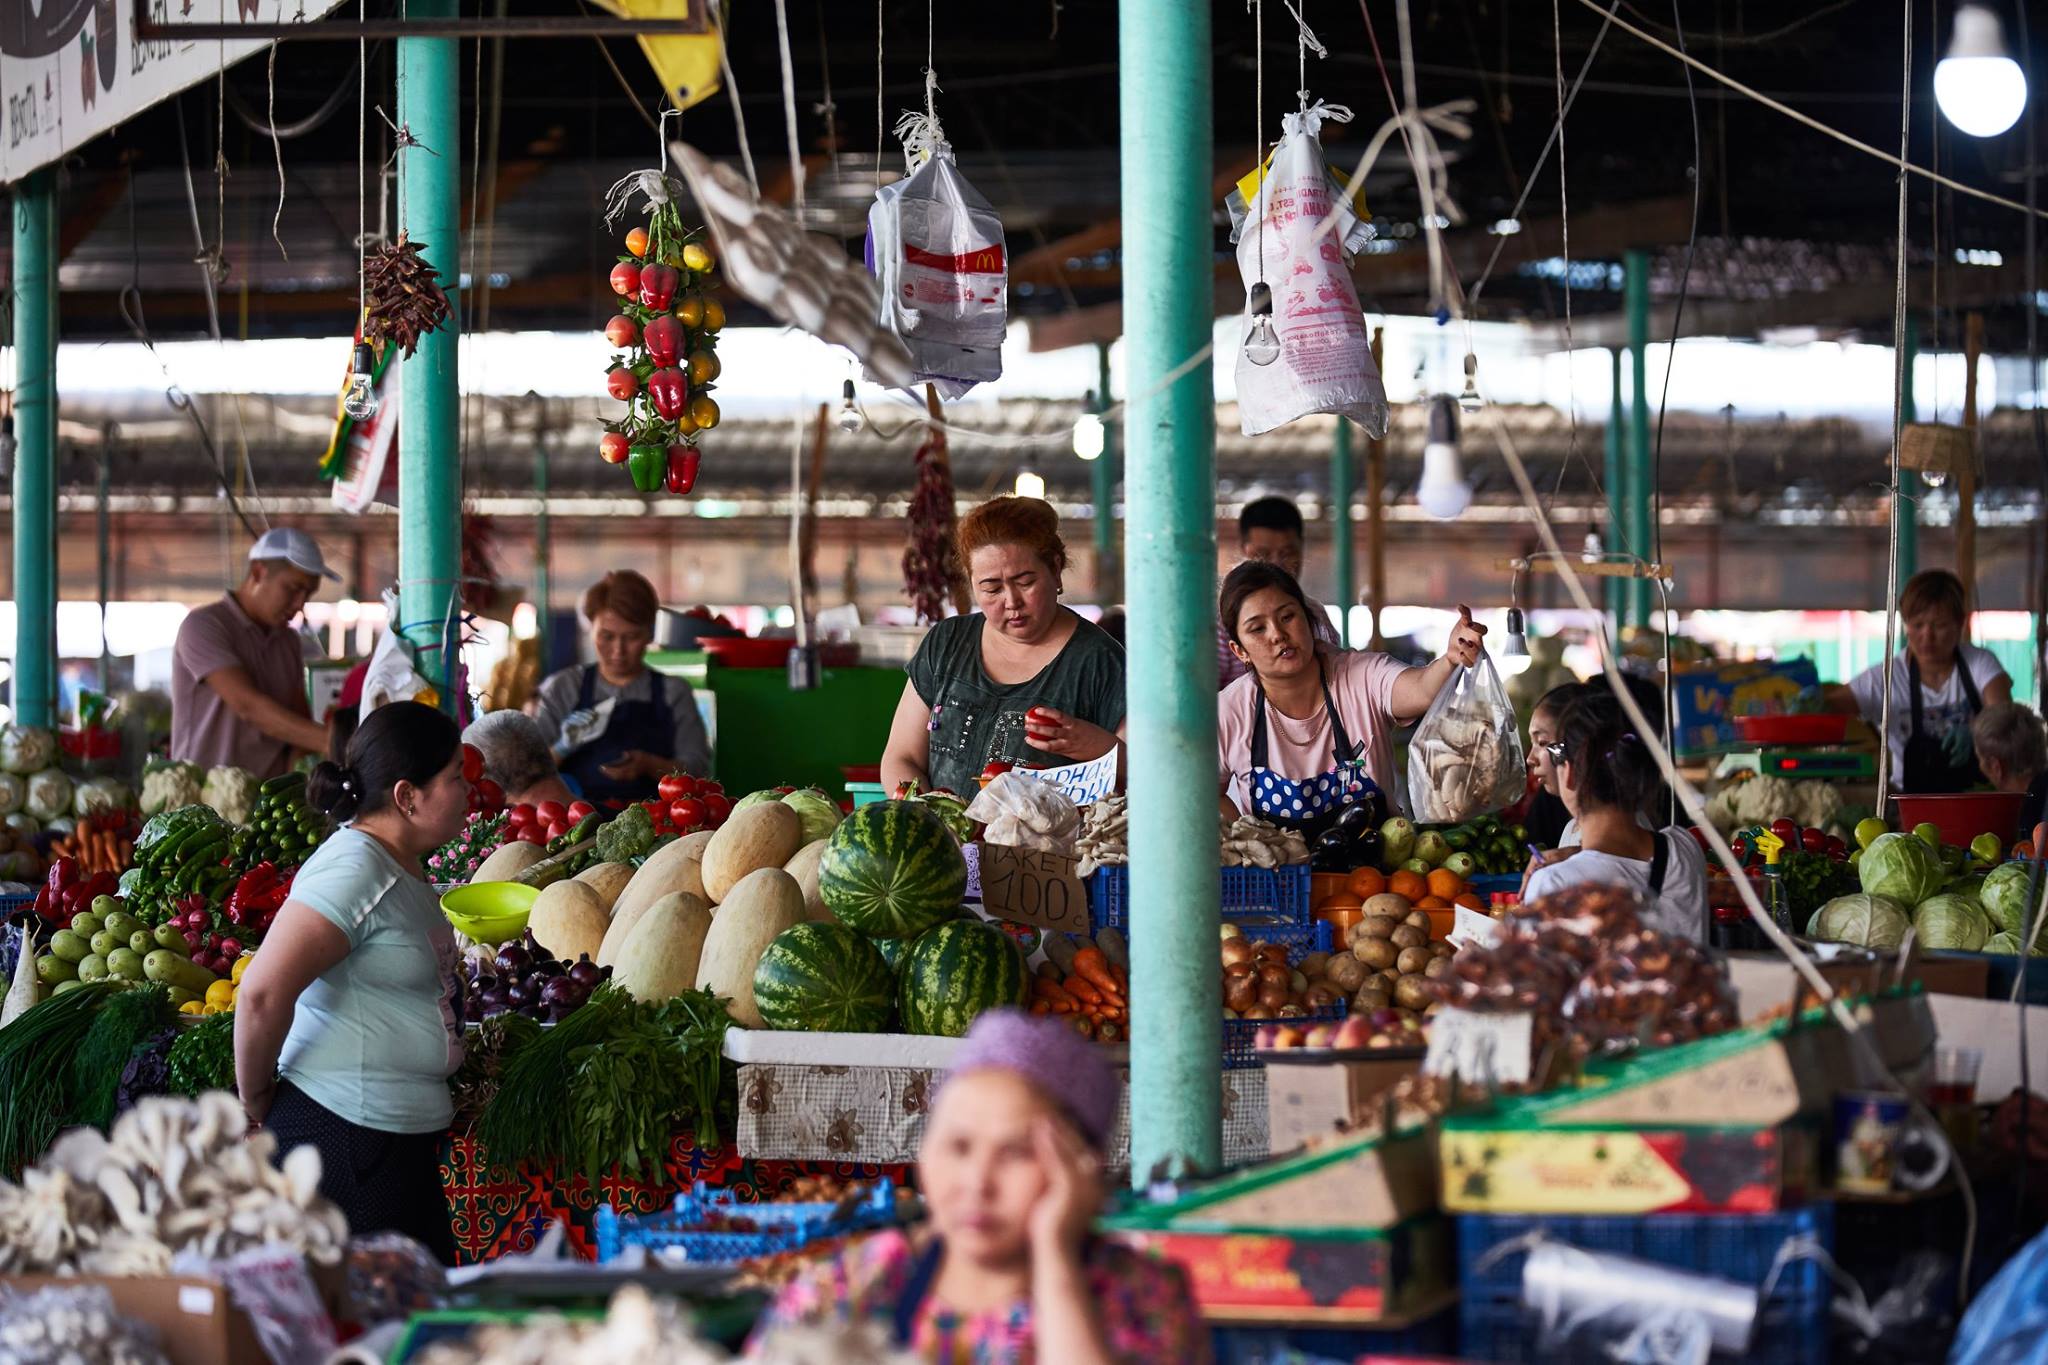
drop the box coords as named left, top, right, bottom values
left=0, top=725, right=57, bottom=776
left=1858, top=833, right=1947, bottom=906
left=781, top=788, right=842, bottom=845
left=1808, top=893, right=1912, bottom=949
left=1911, top=894, right=1991, bottom=952
left=1943, top=873, right=1986, bottom=908
left=1981, top=861, right=2043, bottom=939
left=24, top=768, right=73, bottom=823
left=731, top=790, right=783, bottom=816
left=1983, top=931, right=2048, bottom=957
left=0, top=774, right=22, bottom=817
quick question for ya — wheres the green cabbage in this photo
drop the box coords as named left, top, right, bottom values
left=73, top=777, right=132, bottom=817
left=782, top=788, right=842, bottom=845
left=731, top=790, right=784, bottom=816
left=1808, top=893, right=1912, bottom=949
left=1858, top=832, right=1947, bottom=906
left=1983, top=931, right=2047, bottom=957
left=1911, top=894, right=1991, bottom=952
left=1981, top=861, right=2042, bottom=939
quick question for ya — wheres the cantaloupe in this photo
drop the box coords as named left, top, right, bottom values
left=696, top=867, right=805, bottom=1027
left=700, top=803, right=804, bottom=903
left=471, top=841, right=547, bottom=884
left=574, top=861, right=635, bottom=913
left=609, top=830, right=715, bottom=936
left=530, top=881, right=608, bottom=964
left=785, top=839, right=832, bottom=922
left=613, top=891, right=713, bottom=1002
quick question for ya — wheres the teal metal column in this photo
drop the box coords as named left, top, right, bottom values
left=398, top=0, right=462, bottom=708
left=1624, top=249, right=1653, bottom=627
left=1120, top=0, right=1220, bottom=1181
left=1092, top=341, right=1119, bottom=602
left=1605, top=348, right=1626, bottom=625
left=1897, top=315, right=1918, bottom=588
left=10, top=171, right=59, bottom=729
left=1333, top=419, right=1355, bottom=646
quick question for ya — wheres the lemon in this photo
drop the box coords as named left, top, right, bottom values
left=231, top=954, right=253, bottom=983
left=682, top=242, right=714, bottom=273
left=180, top=1000, right=205, bottom=1016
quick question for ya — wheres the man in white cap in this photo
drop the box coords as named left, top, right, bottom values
left=170, top=528, right=338, bottom=779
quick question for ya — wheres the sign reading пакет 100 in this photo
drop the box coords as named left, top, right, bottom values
left=977, top=842, right=1090, bottom=934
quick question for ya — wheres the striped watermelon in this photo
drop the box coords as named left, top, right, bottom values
left=897, top=919, right=1028, bottom=1037
left=752, top=923, right=896, bottom=1032
left=819, top=800, right=967, bottom=939
left=872, top=935, right=913, bottom=972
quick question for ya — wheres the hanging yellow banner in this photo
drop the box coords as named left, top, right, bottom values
left=585, top=0, right=723, bottom=112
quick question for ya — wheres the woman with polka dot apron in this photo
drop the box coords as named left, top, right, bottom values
left=1216, top=562, right=1487, bottom=831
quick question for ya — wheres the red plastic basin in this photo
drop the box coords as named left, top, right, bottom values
left=1892, top=791, right=2029, bottom=848
left=1733, top=714, right=1849, bottom=746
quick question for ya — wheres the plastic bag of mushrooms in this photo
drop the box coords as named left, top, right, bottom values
left=1405, top=655, right=1527, bottom=825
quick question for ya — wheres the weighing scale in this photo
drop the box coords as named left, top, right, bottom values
left=1715, top=745, right=1878, bottom=782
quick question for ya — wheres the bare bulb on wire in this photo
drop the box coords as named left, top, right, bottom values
left=1243, top=281, right=1281, bottom=367
left=341, top=343, right=380, bottom=422
left=1458, top=353, right=1482, bottom=413
left=835, top=378, right=865, bottom=435
left=1919, top=467, right=1949, bottom=489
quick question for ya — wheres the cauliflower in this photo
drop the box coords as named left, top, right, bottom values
left=1705, top=784, right=1744, bottom=835
left=1732, top=774, right=1798, bottom=828
left=1790, top=779, right=1842, bottom=834
left=139, top=761, right=203, bottom=816
left=202, top=766, right=260, bottom=826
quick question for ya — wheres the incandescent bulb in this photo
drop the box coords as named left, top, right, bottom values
left=341, top=343, right=380, bottom=422
left=1072, top=411, right=1105, bottom=461
left=1935, top=5, right=2027, bottom=138
left=835, top=378, right=865, bottom=435
left=1920, top=467, right=1949, bottom=489
left=1458, top=353, right=1483, bottom=412
left=1242, top=281, right=1282, bottom=367
left=1417, top=395, right=1472, bottom=520
left=1014, top=470, right=1046, bottom=500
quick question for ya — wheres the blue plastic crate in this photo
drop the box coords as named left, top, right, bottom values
left=1467, top=872, right=1523, bottom=902
left=1222, top=1002, right=1345, bottom=1070
left=1088, top=865, right=1312, bottom=934
left=594, top=1179, right=897, bottom=1264
left=1457, top=1206, right=1833, bottom=1365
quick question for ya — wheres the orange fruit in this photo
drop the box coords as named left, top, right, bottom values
left=702, top=298, right=727, bottom=331
left=1388, top=870, right=1428, bottom=902
left=624, top=226, right=649, bottom=257
left=1454, top=892, right=1485, bottom=910
left=1347, top=867, right=1387, bottom=900
left=1416, top=895, right=1450, bottom=910
left=1426, top=868, right=1465, bottom=902
left=688, top=394, right=721, bottom=430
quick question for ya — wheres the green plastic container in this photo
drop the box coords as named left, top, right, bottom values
left=847, top=782, right=888, bottom=809
left=440, top=881, right=539, bottom=944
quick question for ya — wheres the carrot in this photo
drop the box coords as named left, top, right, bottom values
left=1030, top=1000, right=1052, bottom=1016
left=1071, top=947, right=1122, bottom=998
left=1063, top=976, right=1106, bottom=1006
left=1032, top=977, right=1079, bottom=1008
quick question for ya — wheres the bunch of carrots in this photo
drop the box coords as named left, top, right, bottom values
left=47, top=812, right=137, bottom=879
left=1030, top=928, right=1131, bottom=1042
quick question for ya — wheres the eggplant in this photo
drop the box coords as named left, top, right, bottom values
left=1335, top=803, right=1374, bottom=841
left=1311, top=828, right=1354, bottom=873
left=1352, top=828, right=1385, bottom=871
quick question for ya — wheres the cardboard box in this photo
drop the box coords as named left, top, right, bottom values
left=1, top=1274, right=268, bottom=1365
left=1107, top=1128, right=1439, bottom=1236
left=1437, top=1121, right=1815, bottom=1215
left=1264, top=1055, right=1423, bottom=1155
left=1726, top=950, right=1991, bottom=1022
left=1113, top=1215, right=1451, bottom=1324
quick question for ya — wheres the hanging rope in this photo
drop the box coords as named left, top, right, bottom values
left=875, top=0, right=885, bottom=188
left=713, top=0, right=760, bottom=193
left=1875, top=0, right=1914, bottom=804
left=266, top=46, right=289, bottom=259
left=772, top=0, right=806, bottom=220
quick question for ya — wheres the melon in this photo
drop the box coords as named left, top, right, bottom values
left=529, top=881, right=608, bottom=964
left=574, top=861, right=635, bottom=913
left=701, top=803, right=804, bottom=903
left=785, top=839, right=833, bottom=922
left=613, top=891, right=713, bottom=1002
left=696, top=868, right=806, bottom=1027
left=896, top=919, right=1028, bottom=1037
left=753, top=922, right=894, bottom=1031
left=471, top=841, right=547, bottom=885
left=610, top=829, right=715, bottom=931
left=819, top=800, right=967, bottom=939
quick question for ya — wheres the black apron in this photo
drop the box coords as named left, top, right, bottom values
left=1646, top=832, right=1670, bottom=899
left=1246, top=668, right=1380, bottom=839
left=558, top=665, right=676, bottom=806
left=1902, top=650, right=1985, bottom=794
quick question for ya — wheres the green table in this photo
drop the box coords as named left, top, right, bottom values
left=648, top=653, right=906, bottom=799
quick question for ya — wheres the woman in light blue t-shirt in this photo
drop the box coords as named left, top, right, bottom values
left=235, top=701, right=472, bottom=1263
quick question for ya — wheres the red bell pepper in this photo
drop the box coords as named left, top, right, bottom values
left=639, top=262, right=681, bottom=312
left=646, top=367, right=689, bottom=421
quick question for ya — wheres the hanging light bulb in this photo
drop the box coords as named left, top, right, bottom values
left=1072, top=403, right=1105, bottom=462
left=835, top=378, right=865, bottom=435
left=1458, top=352, right=1482, bottom=413
left=1581, top=532, right=1603, bottom=563
left=1503, top=606, right=1529, bottom=659
left=1242, top=281, right=1282, bottom=367
left=1014, top=470, right=1046, bottom=499
left=1935, top=4, right=2027, bottom=138
left=1417, top=395, right=1472, bottom=520
left=341, top=343, right=380, bottom=422
left=1919, top=465, right=1950, bottom=489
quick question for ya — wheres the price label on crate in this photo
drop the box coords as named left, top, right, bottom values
left=1423, top=1009, right=1533, bottom=1086
left=977, top=842, right=1091, bottom=933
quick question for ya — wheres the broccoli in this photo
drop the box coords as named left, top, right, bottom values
left=593, top=803, right=658, bottom=864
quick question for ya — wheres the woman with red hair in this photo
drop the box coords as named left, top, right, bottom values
left=882, top=498, right=1125, bottom=796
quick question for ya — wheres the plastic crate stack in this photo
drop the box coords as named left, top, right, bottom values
left=1457, top=1205, right=1834, bottom=1365
left=1087, top=865, right=1314, bottom=934
left=1219, top=919, right=1336, bottom=1071
left=594, top=1179, right=898, bottom=1265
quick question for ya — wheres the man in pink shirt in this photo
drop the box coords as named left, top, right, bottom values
left=1217, top=497, right=1343, bottom=688
left=170, top=529, right=336, bottom=779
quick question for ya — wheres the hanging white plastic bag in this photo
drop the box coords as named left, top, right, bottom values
left=1406, top=653, right=1527, bottom=824
left=1233, top=101, right=1389, bottom=438
left=360, top=590, right=437, bottom=713
left=866, top=115, right=1007, bottom=398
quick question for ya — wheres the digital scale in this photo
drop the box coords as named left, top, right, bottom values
left=1715, top=746, right=1877, bottom=782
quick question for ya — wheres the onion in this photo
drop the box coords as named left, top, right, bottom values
left=567, top=957, right=604, bottom=990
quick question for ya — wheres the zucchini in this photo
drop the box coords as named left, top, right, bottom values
left=143, top=951, right=216, bottom=994
left=36, top=955, right=77, bottom=985
left=105, top=948, right=145, bottom=982
left=49, top=931, right=92, bottom=964
left=153, top=923, right=192, bottom=954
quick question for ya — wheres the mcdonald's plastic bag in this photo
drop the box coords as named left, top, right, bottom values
left=1407, top=653, right=1527, bottom=824
left=1232, top=101, right=1390, bottom=438
left=866, top=121, right=1007, bottom=398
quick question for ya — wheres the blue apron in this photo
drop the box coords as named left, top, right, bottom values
left=559, top=665, right=675, bottom=807
left=1247, top=669, right=1379, bottom=838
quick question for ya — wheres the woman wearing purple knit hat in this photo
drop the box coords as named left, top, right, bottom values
left=749, top=1008, right=1208, bottom=1363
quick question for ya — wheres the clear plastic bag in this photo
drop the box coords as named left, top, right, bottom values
left=866, top=125, right=1006, bottom=398
left=1406, top=654, right=1527, bottom=823
left=0, top=1282, right=168, bottom=1364
left=1232, top=101, right=1390, bottom=438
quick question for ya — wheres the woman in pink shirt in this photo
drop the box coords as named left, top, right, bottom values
left=1217, top=562, right=1485, bottom=827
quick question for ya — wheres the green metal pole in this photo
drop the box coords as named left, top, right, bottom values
left=1333, top=419, right=1355, bottom=646
left=1605, top=348, right=1626, bottom=627
left=1121, top=0, right=1220, bottom=1182
left=1625, top=249, right=1653, bottom=628
left=1897, top=315, right=1918, bottom=588
left=397, top=0, right=463, bottom=711
left=1092, top=340, right=1119, bottom=603
left=11, top=171, right=59, bottom=729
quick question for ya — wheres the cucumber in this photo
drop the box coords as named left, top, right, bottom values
left=77, top=955, right=109, bottom=983
left=144, top=951, right=216, bottom=993
left=106, top=948, right=145, bottom=981
left=68, top=913, right=103, bottom=940
left=153, top=924, right=192, bottom=954
left=36, top=954, right=78, bottom=984
left=49, top=930, right=92, bottom=963
left=89, top=930, right=121, bottom=958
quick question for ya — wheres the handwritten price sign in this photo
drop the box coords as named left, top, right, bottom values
left=1013, top=748, right=1119, bottom=807
left=977, top=842, right=1091, bottom=934
left=1423, top=1009, right=1534, bottom=1086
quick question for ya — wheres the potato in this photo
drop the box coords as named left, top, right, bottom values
left=1404, top=909, right=1433, bottom=931
left=1324, top=955, right=1367, bottom=992
left=1390, top=924, right=1428, bottom=949
left=1396, top=945, right=1433, bottom=975
left=1393, top=975, right=1433, bottom=1011
left=1361, top=914, right=1402, bottom=941
left=1304, top=983, right=1342, bottom=1008
left=1361, top=971, right=1394, bottom=995
left=1424, top=955, right=1451, bottom=979
left=1353, top=937, right=1398, bottom=970
left=1289, top=969, right=1309, bottom=995
left=1432, top=941, right=1455, bottom=958
left=1299, top=951, right=1332, bottom=978
left=1363, top=893, right=1412, bottom=920
left=1353, top=985, right=1392, bottom=1012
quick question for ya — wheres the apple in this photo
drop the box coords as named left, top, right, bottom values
left=1273, top=1026, right=1307, bottom=1049
left=1334, top=1016, right=1373, bottom=1049
left=1304, top=1023, right=1337, bottom=1048
left=1367, top=1032, right=1396, bottom=1049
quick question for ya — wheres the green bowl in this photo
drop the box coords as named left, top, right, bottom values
left=441, top=881, right=539, bottom=945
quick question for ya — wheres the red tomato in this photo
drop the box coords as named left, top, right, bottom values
left=462, top=744, right=484, bottom=783
left=704, top=792, right=732, bottom=823
left=670, top=797, right=708, bottom=830
left=536, top=801, right=567, bottom=825
left=658, top=772, right=698, bottom=801
left=609, top=261, right=641, bottom=297
left=606, top=368, right=639, bottom=401
left=1801, top=828, right=1827, bottom=854
left=477, top=779, right=505, bottom=809
left=567, top=801, right=596, bottom=821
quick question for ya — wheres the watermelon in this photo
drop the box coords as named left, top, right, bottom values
left=819, top=800, right=968, bottom=939
left=873, top=936, right=912, bottom=972
left=896, top=920, right=1028, bottom=1037
left=753, top=923, right=896, bottom=1032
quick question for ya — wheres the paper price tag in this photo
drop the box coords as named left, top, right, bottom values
left=1423, top=1009, right=1534, bottom=1086
left=977, top=842, right=1091, bottom=934
left=1014, top=748, right=1119, bottom=807
left=1449, top=904, right=1502, bottom=950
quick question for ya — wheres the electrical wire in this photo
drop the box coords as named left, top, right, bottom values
left=1874, top=0, right=1913, bottom=807
left=1650, top=0, right=1701, bottom=584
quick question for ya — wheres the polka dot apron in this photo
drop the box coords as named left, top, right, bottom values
left=1247, top=672, right=1382, bottom=838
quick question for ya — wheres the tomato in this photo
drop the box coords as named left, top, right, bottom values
left=1801, top=827, right=1828, bottom=854
left=477, top=779, right=505, bottom=809
left=704, top=792, right=732, bottom=822
left=604, top=314, right=640, bottom=348
left=658, top=773, right=698, bottom=802
left=461, top=744, right=484, bottom=783
left=670, top=797, right=708, bottom=830
left=599, top=431, right=630, bottom=465
left=624, top=226, right=650, bottom=258
left=545, top=819, right=570, bottom=841
left=568, top=801, right=596, bottom=821
left=609, top=261, right=641, bottom=297
left=536, top=800, right=567, bottom=824
left=1825, top=835, right=1848, bottom=860
left=687, top=393, right=720, bottom=430
left=606, top=368, right=639, bottom=401
left=982, top=760, right=1014, bottom=778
